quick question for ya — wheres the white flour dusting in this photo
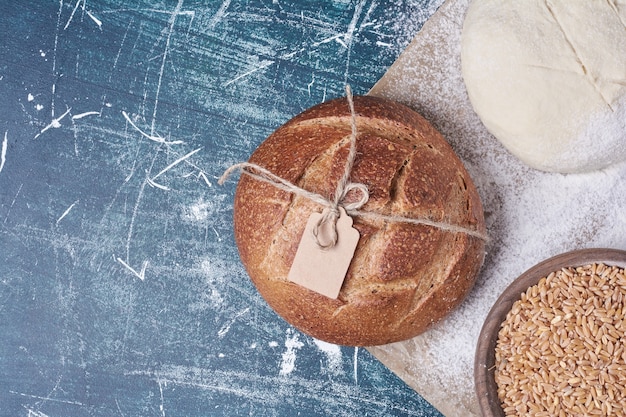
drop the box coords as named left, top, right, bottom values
left=312, top=338, right=343, bottom=376
left=279, top=329, right=304, bottom=376
left=181, top=196, right=226, bottom=224
left=187, top=258, right=226, bottom=313
left=184, top=200, right=212, bottom=222
left=368, top=0, right=626, bottom=415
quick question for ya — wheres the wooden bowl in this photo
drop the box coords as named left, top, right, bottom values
left=474, top=248, right=626, bottom=417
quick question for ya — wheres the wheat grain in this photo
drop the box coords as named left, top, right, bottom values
left=495, top=263, right=626, bottom=416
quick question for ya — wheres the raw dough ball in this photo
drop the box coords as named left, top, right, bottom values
left=461, top=0, right=626, bottom=173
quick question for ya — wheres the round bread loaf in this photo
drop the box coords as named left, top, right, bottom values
left=233, top=95, right=486, bottom=346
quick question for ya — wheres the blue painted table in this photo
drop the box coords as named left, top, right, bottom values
left=0, top=1, right=445, bottom=416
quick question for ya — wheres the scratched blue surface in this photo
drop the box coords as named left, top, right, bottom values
left=0, top=1, right=445, bottom=416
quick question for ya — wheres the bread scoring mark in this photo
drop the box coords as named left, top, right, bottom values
left=268, top=134, right=355, bottom=272
left=525, top=64, right=626, bottom=99
left=352, top=280, right=419, bottom=301
left=331, top=304, right=348, bottom=318
left=278, top=193, right=299, bottom=230
left=544, top=0, right=614, bottom=109
left=298, top=132, right=353, bottom=200
left=388, top=154, right=413, bottom=206
left=458, top=173, right=467, bottom=191
left=294, top=116, right=445, bottom=155
left=456, top=173, right=473, bottom=213
left=404, top=235, right=466, bottom=319
left=605, top=0, right=626, bottom=29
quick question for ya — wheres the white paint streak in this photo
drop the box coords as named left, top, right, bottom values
left=56, top=200, right=79, bottom=225
left=354, top=347, right=359, bottom=385
left=86, top=10, right=102, bottom=29
left=34, top=107, right=72, bottom=139
left=151, top=0, right=184, bottom=135
left=9, top=390, right=84, bottom=406
left=146, top=177, right=170, bottom=191
left=223, top=60, right=275, bottom=87
left=115, top=398, right=126, bottom=417
left=343, top=0, right=366, bottom=82
left=211, top=225, right=221, bottom=242
left=334, top=37, right=348, bottom=48
left=121, top=111, right=184, bottom=145
left=51, top=0, right=64, bottom=118
left=100, top=8, right=194, bottom=16
left=116, top=257, right=148, bottom=281
left=123, top=152, right=158, bottom=273
left=281, top=49, right=303, bottom=59
left=279, top=330, right=304, bottom=376
left=151, top=147, right=202, bottom=181
left=208, top=0, right=231, bottom=29
left=3, top=183, right=23, bottom=225
left=124, top=158, right=137, bottom=183
left=122, top=110, right=165, bottom=142
left=69, top=114, right=81, bottom=155
left=26, top=409, right=50, bottom=417
left=64, top=0, right=102, bottom=30
left=111, top=20, right=132, bottom=78
left=217, top=307, right=251, bottom=338
left=0, top=131, right=7, bottom=173
left=307, top=74, right=315, bottom=96
left=72, top=111, right=100, bottom=120
left=198, top=171, right=212, bottom=187
left=183, top=168, right=212, bottom=187
left=64, top=0, right=83, bottom=30
left=346, top=1, right=364, bottom=43
left=158, top=380, right=166, bottom=417
left=311, top=34, right=344, bottom=47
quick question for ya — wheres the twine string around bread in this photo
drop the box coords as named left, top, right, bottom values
left=312, top=84, right=366, bottom=248
left=218, top=85, right=489, bottom=246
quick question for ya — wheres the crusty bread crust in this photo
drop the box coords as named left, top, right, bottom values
left=233, top=95, right=486, bottom=346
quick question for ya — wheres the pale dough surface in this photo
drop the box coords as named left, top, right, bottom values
left=461, top=0, right=626, bottom=173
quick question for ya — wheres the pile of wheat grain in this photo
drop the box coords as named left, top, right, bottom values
left=495, top=263, right=626, bottom=416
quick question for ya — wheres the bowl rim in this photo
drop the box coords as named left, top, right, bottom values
left=474, top=247, right=626, bottom=417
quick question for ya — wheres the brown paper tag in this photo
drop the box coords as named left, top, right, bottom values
left=287, top=207, right=360, bottom=299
